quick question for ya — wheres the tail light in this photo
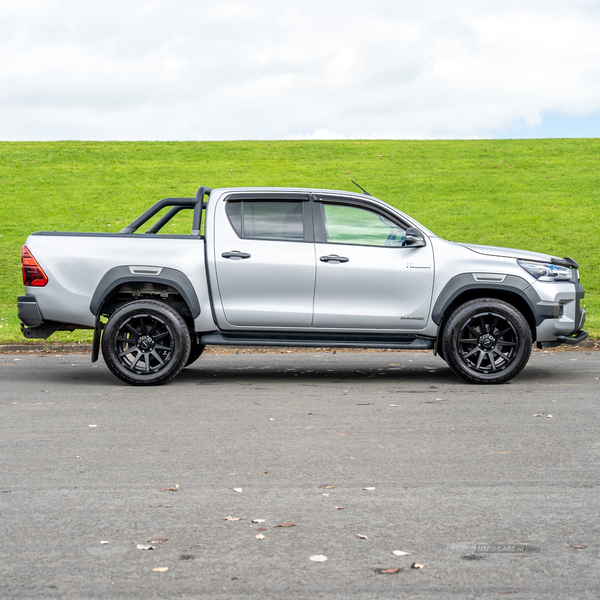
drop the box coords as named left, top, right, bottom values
left=22, top=245, right=48, bottom=287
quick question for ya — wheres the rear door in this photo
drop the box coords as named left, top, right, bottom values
left=213, top=194, right=316, bottom=328
left=312, top=198, right=434, bottom=329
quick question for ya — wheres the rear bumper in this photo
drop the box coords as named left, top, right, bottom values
left=17, top=295, right=43, bottom=327
left=18, top=295, right=83, bottom=340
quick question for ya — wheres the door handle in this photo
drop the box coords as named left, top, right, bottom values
left=320, top=254, right=349, bottom=263
left=222, top=251, right=251, bottom=259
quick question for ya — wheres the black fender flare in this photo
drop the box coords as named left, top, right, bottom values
left=432, top=274, right=556, bottom=329
left=89, top=266, right=201, bottom=319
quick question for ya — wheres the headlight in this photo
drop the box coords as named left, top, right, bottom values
left=518, top=260, right=575, bottom=282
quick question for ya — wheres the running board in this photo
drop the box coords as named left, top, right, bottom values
left=200, top=332, right=434, bottom=350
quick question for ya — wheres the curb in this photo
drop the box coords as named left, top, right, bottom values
left=0, top=344, right=93, bottom=353
left=1, top=341, right=598, bottom=354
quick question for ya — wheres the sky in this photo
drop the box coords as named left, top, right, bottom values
left=1, top=0, right=600, bottom=141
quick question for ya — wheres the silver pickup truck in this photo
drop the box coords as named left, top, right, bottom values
left=17, top=185, right=587, bottom=386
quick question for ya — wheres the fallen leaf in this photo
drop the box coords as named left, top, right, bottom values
left=356, top=534, right=369, bottom=539
left=252, top=519, right=266, bottom=523
left=223, top=516, right=243, bottom=521
left=309, top=555, right=327, bottom=562
left=275, top=523, right=296, bottom=528
left=533, top=414, right=542, bottom=417
left=262, top=471, right=270, bottom=474
left=152, top=567, right=169, bottom=572
left=380, top=567, right=402, bottom=574
left=234, top=487, right=243, bottom=493
left=363, top=487, right=376, bottom=491
left=322, top=493, right=330, bottom=497
left=335, top=506, right=344, bottom=510
left=393, top=550, right=410, bottom=556
left=338, top=433, right=347, bottom=436
left=148, top=539, right=168, bottom=543
left=137, top=544, right=155, bottom=550
left=159, top=484, right=179, bottom=492
left=100, top=541, right=110, bottom=545
left=88, top=424, right=97, bottom=428
left=257, top=527, right=267, bottom=531
left=546, top=414, right=553, bottom=418
left=255, top=534, right=265, bottom=540
left=572, top=544, right=587, bottom=549
left=321, top=485, right=336, bottom=489
left=411, top=562, right=425, bottom=569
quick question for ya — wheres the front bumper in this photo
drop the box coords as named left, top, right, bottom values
left=557, top=330, right=588, bottom=345
left=534, top=281, right=588, bottom=346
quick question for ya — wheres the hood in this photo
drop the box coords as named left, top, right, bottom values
left=458, top=243, right=557, bottom=263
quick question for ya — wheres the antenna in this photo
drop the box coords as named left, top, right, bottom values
left=351, top=180, right=371, bottom=196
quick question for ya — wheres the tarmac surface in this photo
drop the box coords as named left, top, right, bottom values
left=1, top=349, right=599, bottom=599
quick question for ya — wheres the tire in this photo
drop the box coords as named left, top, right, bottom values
left=441, top=298, right=532, bottom=384
left=101, top=300, right=191, bottom=386
left=185, top=336, right=205, bottom=367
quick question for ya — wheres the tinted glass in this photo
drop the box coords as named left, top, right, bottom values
left=226, top=201, right=242, bottom=236
left=323, top=204, right=406, bottom=247
left=227, top=201, right=304, bottom=241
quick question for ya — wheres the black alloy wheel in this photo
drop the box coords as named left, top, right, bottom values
left=458, top=311, right=518, bottom=372
left=442, top=298, right=532, bottom=384
left=102, top=300, right=191, bottom=385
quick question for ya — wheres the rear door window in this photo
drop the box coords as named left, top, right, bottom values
left=226, top=201, right=305, bottom=241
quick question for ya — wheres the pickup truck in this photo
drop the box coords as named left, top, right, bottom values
left=17, top=185, right=587, bottom=386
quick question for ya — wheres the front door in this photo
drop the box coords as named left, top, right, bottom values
left=312, top=201, right=434, bottom=330
left=213, top=196, right=315, bottom=328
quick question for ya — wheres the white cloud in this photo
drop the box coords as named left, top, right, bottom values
left=1, top=0, right=600, bottom=139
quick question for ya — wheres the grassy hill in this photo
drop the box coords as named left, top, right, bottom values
left=1, top=139, right=598, bottom=343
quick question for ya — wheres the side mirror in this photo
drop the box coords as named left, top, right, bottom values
left=404, top=227, right=426, bottom=248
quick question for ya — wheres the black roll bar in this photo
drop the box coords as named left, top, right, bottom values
left=119, top=186, right=212, bottom=235
left=191, top=186, right=212, bottom=236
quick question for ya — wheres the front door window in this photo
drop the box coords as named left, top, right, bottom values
left=322, top=204, right=406, bottom=247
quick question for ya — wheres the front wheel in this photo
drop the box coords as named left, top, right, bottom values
left=442, top=298, right=532, bottom=384
left=101, top=300, right=191, bottom=386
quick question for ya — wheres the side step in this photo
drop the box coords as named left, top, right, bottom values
left=200, top=332, right=434, bottom=350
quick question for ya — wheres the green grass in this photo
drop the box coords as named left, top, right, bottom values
left=1, top=139, right=599, bottom=344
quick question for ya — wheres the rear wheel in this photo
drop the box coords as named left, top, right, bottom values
left=101, top=300, right=191, bottom=386
left=442, top=298, right=531, bottom=384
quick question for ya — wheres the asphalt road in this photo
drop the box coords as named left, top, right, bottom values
left=1, top=349, right=599, bottom=599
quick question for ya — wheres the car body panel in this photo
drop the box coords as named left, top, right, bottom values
left=312, top=242, right=434, bottom=329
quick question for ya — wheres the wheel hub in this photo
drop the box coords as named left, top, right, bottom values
left=479, top=333, right=495, bottom=349
left=138, top=335, right=155, bottom=352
